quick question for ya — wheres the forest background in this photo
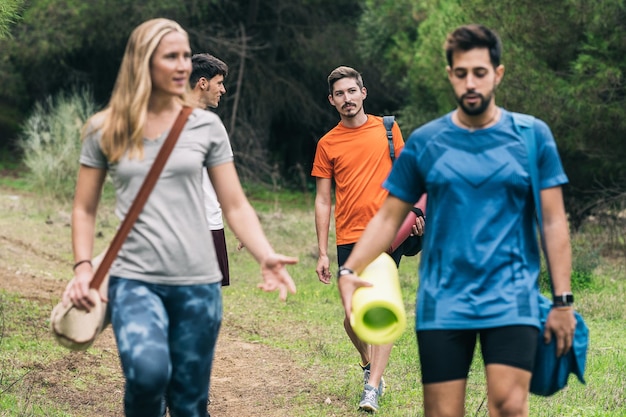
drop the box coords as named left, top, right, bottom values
left=1, top=0, right=625, bottom=227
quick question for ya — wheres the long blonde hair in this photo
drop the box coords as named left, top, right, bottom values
left=85, top=18, right=192, bottom=162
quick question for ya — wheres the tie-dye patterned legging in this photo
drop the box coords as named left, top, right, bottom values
left=108, top=277, right=222, bottom=417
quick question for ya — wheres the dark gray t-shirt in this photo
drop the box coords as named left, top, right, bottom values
left=80, top=109, right=234, bottom=285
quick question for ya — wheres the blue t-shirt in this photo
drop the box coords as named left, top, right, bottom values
left=384, top=109, right=568, bottom=331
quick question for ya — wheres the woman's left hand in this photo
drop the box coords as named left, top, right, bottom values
left=258, top=253, right=298, bottom=301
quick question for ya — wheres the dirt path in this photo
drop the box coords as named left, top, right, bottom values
left=0, top=193, right=311, bottom=417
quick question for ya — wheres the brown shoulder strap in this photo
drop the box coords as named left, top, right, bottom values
left=89, top=106, right=194, bottom=289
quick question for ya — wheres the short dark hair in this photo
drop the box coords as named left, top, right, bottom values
left=327, top=66, right=364, bottom=95
left=444, top=24, right=502, bottom=68
left=190, top=53, right=229, bottom=87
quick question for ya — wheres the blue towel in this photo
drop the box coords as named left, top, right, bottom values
left=530, top=294, right=589, bottom=396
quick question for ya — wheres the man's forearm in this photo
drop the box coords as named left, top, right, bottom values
left=315, top=208, right=331, bottom=256
left=543, top=219, right=572, bottom=295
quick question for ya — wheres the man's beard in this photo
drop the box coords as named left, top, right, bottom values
left=456, top=91, right=493, bottom=116
left=341, top=102, right=360, bottom=118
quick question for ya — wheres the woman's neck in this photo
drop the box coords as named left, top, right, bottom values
left=144, top=97, right=183, bottom=140
left=147, top=93, right=182, bottom=115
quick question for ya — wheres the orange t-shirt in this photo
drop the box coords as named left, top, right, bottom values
left=311, top=115, right=404, bottom=245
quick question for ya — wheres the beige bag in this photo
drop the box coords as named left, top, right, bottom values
left=50, top=252, right=110, bottom=351
left=49, top=106, right=192, bottom=351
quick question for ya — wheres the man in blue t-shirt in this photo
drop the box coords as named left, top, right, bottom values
left=335, top=24, right=576, bottom=417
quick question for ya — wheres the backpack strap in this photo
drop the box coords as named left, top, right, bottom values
left=512, top=113, right=540, bottom=224
left=383, top=115, right=395, bottom=162
left=513, top=112, right=556, bottom=288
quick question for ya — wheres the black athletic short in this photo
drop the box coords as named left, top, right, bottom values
left=417, top=325, right=539, bottom=384
left=336, top=243, right=402, bottom=268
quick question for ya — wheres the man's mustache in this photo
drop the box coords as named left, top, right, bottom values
left=461, top=92, right=483, bottom=100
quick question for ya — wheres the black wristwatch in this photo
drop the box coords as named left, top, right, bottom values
left=552, top=292, right=574, bottom=307
left=337, top=266, right=355, bottom=280
left=411, top=207, right=424, bottom=218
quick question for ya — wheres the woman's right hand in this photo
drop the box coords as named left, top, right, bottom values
left=258, top=252, right=298, bottom=301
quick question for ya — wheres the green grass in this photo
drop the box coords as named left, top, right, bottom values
left=0, top=293, right=75, bottom=416
left=242, top=181, right=315, bottom=212
left=0, top=147, right=31, bottom=191
left=0, top=182, right=625, bottom=416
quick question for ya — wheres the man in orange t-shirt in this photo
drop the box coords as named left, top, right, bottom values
left=312, top=66, right=425, bottom=412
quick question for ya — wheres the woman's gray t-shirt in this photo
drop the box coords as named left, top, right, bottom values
left=80, top=109, right=234, bottom=285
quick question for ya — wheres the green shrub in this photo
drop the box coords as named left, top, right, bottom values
left=570, top=237, right=599, bottom=290
left=539, top=232, right=600, bottom=292
left=18, top=88, right=97, bottom=201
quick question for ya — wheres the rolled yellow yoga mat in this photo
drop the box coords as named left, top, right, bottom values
left=350, top=253, right=407, bottom=345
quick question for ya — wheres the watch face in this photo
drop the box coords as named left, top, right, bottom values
left=337, top=267, right=354, bottom=279
left=554, top=293, right=574, bottom=305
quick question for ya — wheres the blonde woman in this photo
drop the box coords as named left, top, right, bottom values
left=64, top=18, right=297, bottom=417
